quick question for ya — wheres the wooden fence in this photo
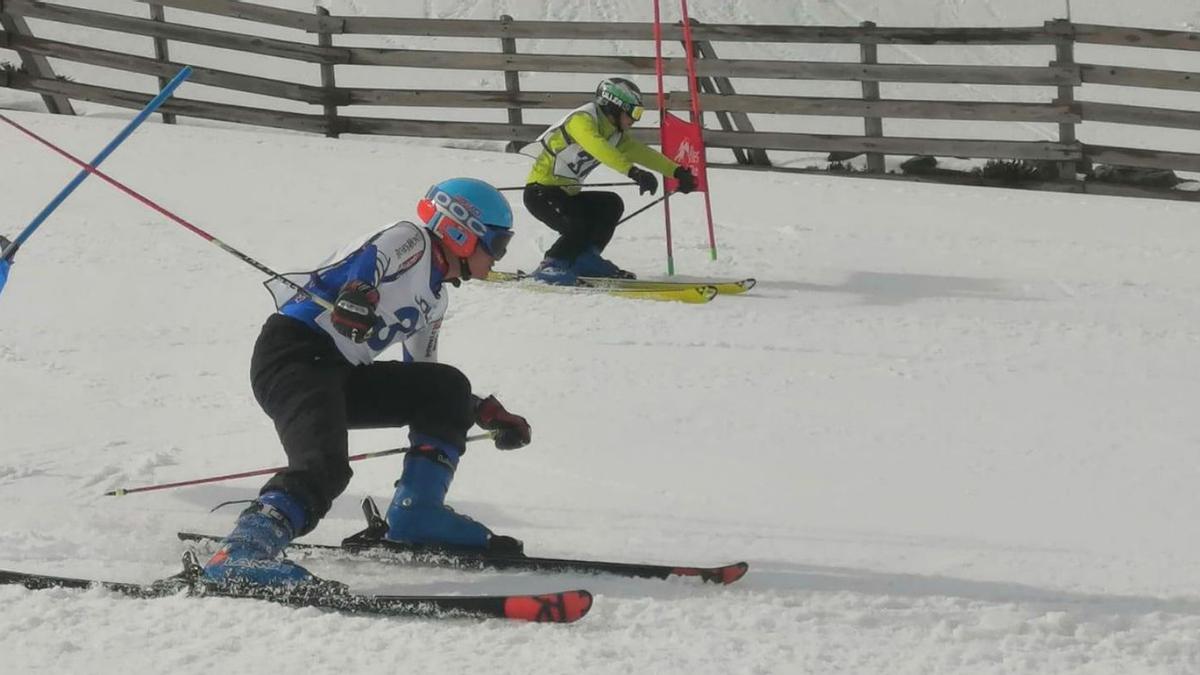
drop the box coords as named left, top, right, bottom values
left=2, top=0, right=1200, bottom=201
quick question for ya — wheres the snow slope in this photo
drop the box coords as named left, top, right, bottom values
left=2, top=103, right=1200, bottom=674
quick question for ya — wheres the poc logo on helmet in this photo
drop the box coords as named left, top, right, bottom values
left=429, top=188, right=488, bottom=237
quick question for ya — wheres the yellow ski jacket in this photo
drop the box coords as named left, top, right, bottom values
left=525, top=102, right=679, bottom=195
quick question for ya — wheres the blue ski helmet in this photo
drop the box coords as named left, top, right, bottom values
left=417, top=177, right=513, bottom=260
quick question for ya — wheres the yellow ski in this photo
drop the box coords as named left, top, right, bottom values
left=485, top=271, right=718, bottom=304
left=606, top=285, right=718, bottom=303
left=576, top=276, right=755, bottom=295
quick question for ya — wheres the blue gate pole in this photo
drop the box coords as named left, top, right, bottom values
left=0, top=65, right=192, bottom=291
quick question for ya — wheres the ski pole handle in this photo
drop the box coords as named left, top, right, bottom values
left=104, top=432, right=495, bottom=496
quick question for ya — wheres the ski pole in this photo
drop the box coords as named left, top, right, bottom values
left=617, top=192, right=671, bottom=227
left=495, top=181, right=637, bottom=191
left=651, top=0, right=675, bottom=275
left=0, top=112, right=335, bottom=312
left=104, top=432, right=496, bottom=497
left=0, top=66, right=192, bottom=298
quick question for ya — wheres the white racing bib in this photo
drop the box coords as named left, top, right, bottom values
left=535, top=103, right=624, bottom=182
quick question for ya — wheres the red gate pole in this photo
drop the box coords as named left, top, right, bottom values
left=678, top=0, right=719, bottom=260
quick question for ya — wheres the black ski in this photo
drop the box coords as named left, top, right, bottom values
left=180, top=498, right=749, bottom=585
left=0, top=551, right=592, bottom=623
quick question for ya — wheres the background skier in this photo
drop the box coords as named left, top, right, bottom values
left=523, top=77, right=697, bottom=285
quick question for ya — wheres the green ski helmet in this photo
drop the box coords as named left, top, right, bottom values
left=595, top=77, right=645, bottom=122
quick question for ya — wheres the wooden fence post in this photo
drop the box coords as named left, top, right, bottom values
left=0, top=7, right=74, bottom=114
left=687, top=20, right=769, bottom=166
left=859, top=21, right=885, bottom=173
left=1047, top=18, right=1081, bottom=181
left=148, top=3, right=176, bottom=124
left=693, top=74, right=748, bottom=164
left=499, top=14, right=523, bottom=153
left=316, top=6, right=339, bottom=138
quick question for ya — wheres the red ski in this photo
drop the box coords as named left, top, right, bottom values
left=0, top=552, right=592, bottom=623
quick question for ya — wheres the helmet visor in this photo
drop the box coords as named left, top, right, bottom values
left=628, top=104, right=644, bottom=122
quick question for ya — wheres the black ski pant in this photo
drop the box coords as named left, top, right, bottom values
left=524, top=184, right=625, bottom=262
left=250, top=314, right=475, bottom=534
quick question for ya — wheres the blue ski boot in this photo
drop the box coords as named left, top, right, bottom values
left=531, top=257, right=577, bottom=286
left=573, top=246, right=636, bottom=279
left=202, top=491, right=316, bottom=587
left=386, top=437, right=521, bottom=554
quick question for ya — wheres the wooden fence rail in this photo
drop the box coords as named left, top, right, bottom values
left=128, top=0, right=1069, bottom=44
left=2, top=0, right=1200, bottom=201
left=1073, top=23, right=1200, bottom=51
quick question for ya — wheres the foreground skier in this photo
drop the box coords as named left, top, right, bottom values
left=203, top=177, right=532, bottom=587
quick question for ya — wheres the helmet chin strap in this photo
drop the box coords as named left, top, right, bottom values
left=431, top=238, right=463, bottom=287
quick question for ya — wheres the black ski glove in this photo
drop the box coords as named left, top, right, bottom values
left=331, top=280, right=380, bottom=343
left=628, top=166, right=658, bottom=196
left=475, top=395, right=532, bottom=450
left=673, top=166, right=697, bottom=194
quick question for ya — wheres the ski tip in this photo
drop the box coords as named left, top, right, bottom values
left=504, top=589, right=593, bottom=623
left=740, top=279, right=757, bottom=292
left=672, top=562, right=750, bottom=585
left=721, top=562, right=750, bottom=585
left=569, top=589, right=594, bottom=622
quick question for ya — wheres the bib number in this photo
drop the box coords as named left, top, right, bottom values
left=367, top=305, right=421, bottom=350
left=566, top=151, right=599, bottom=178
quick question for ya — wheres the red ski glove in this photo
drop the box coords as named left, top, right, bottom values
left=475, top=395, right=531, bottom=450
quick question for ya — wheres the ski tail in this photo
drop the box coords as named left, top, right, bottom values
left=503, top=590, right=594, bottom=623
left=0, top=568, right=157, bottom=597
